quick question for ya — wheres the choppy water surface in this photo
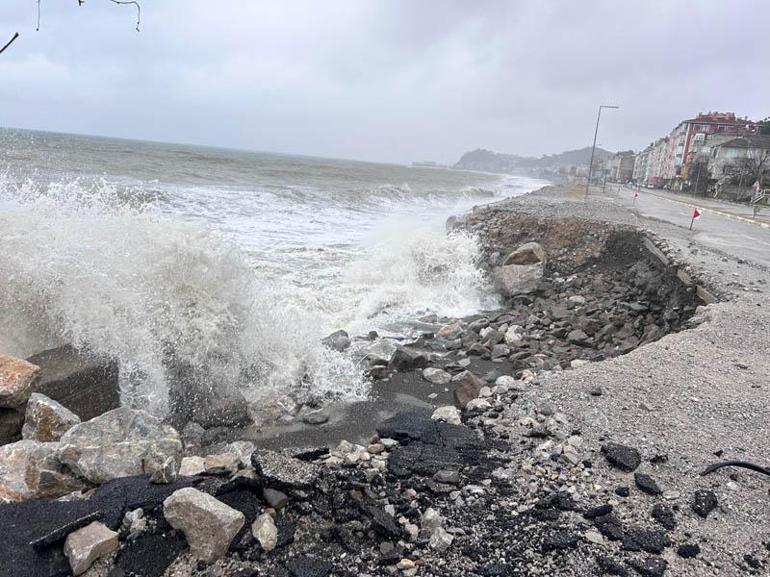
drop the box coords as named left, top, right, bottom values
left=0, top=129, right=543, bottom=414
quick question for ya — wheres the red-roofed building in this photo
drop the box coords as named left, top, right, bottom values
left=663, top=112, right=757, bottom=188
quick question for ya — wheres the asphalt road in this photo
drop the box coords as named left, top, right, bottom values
left=611, top=185, right=770, bottom=268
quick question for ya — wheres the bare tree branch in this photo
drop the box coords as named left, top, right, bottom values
left=0, top=32, right=20, bottom=55
left=75, top=1, right=142, bottom=32
left=108, top=0, right=141, bottom=32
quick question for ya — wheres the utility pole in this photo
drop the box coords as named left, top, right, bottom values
left=585, top=104, right=619, bottom=197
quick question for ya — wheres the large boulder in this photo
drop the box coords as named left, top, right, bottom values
left=163, top=487, right=245, bottom=563
left=165, top=358, right=250, bottom=430
left=64, top=521, right=119, bottom=576
left=492, top=242, right=547, bottom=297
left=493, top=263, right=544, bottom=296
left=22, top=393, right=81, bottom=442
left=27, top=345, right=119, bottom=421
left=57, top=407, right=183, bottom=484
left=0, top=440, right=83, bottom=502
left=0, top=355, right=41, bottom=409
left=502, top=242, right=546, bottom=266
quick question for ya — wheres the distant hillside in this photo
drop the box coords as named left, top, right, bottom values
left=454, top=147, right=613, bottom=176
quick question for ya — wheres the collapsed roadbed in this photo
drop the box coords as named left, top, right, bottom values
left=1, top=184, right=768, bottom=577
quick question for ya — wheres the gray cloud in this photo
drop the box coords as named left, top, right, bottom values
left=1, top=0, right=768, bottom=163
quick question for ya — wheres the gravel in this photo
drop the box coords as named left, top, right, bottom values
left=479, top=183, right=770, bottom=576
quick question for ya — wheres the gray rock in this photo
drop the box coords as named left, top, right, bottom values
left=165, top=358, right=250, bottom=429
left=0, top=355, right=40, bottom=409
left=0, top=439, right=83, bottom=502
left=420, top=508, right=443, bottom=532
left=431, top=406, right=461, bottom=425
left=481, top=329, right=504, bottom=346
left=492, top=263, right=544, bottom=296
left=251, top=449, right=320, bottom=490
left=502, top=242, right=546, bottom=266
left=252, top=512, right=278, bottom=551
left=150, top=456, right=178, bottom=484
left=504, top=325, right=524, bottom=345
left=452, top=370, right=484, bottom=409
left=0, top=408, right=25, bottom=445
left=651, top=503, right=677, bottom=530
left=634, top=472, right=662, bottom=495
left=429, top=526, right=454, bottom=551
left=364, top=339, right=398, bottom=364
left=220, top=440, right=256, bottom=467
left=494, top=375, right=519, bottom=389
left=180, top=421, right=205, bottom=451
left=621, top=526, right=671, bottom=554
left=26, top=345, right=119, bottom=420
left=584, top=529, right=604, bottom=545
left=433, top=470, right=460, bottom=484
left=389, top=348, right=429, bottom=372
left=63, top=521, right=119, bottom=576
left=422, top=368, right=452, bottom=386
left=468, top=318, right=490, bottom=332
left=22, top=393, right=81, bottom=442
left=321, top=329, right=351, bottom=352
left=204, top=452, right=241, bottom=473
left=57, top=407, right=183, bottom=484
left=602, top=442, right=642, bottom=472
left=465, top=398, right=492, bottom=411
left=366, top=365, right=390, bottom=380
left=490, top=344, right=510, bottom=359
left=437, top=322, right=464, bottom=340
left=492, top=242, right=547, bottom=296
left=567, top=329, right=590, bottom=345
left=163, top=487, right=245, bottom=563
left=691, top=490, right=718, bottom=518
left=263, top=487, right=289, bottom=510
left=122, top=508, right=146, bottom=537
left=178, top=456, right=206, bottom=476
left=302, top=409, right=329, bottom=425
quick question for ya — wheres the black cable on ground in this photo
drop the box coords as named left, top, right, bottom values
left=701, top=460, right=770, bottom=477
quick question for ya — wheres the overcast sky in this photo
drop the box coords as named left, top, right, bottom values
left=1, top=1, right=768, bottom=164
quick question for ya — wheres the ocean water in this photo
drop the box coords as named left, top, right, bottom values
left=0, top=128, right=543, bottom=416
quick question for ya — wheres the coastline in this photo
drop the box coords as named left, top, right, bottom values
left=1, top=182, right=769, bottom=577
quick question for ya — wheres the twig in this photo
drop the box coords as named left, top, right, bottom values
left=109, top=0, right=141, bottom=32
left=0, top=32, right=20, bottom=55
left=76, top=1, right=142, bottom=32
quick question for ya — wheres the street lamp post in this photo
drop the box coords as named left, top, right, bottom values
left=585, top=104, right=619, bottom=197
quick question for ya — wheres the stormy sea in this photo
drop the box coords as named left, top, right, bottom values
left=0, top=128, right=543, bottom=420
